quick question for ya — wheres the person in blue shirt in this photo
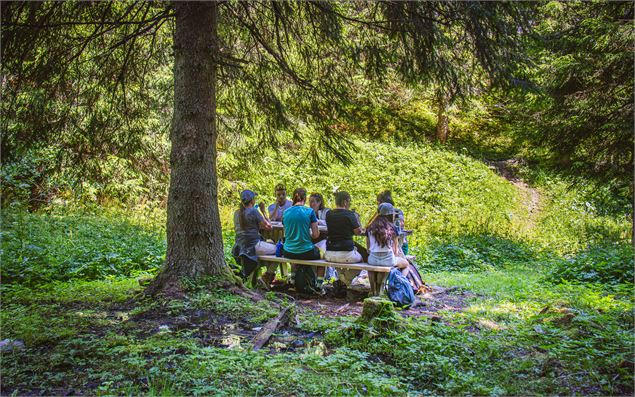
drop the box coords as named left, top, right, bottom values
left=268, top=183, right=293, bottom=222
left=282, top=187, right=321, bottom=259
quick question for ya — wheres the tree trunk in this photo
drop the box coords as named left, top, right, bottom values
left=435, top=94, right=449, bottom=144
left=147, top=1, right=228, bottom=295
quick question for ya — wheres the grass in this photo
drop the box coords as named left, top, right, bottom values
left=2, top=264, right=631, bottom=396
left=217, top=140, right=528, bottom=244
left=1, top=207, right=632, bottom=395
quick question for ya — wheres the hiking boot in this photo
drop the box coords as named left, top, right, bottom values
left=259, top=272, right=275, bottom=290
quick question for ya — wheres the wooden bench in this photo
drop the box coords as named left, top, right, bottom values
left=257, top=255, right=391, bottom=296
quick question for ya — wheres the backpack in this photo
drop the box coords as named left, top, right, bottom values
left=294, top=265, right=318, bottom=294
left=385, top=267, right=415, bottom=308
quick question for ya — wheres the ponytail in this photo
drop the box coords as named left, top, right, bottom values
left=292, top=187, right=307, bottom=204
left=238, top=202, right=248, bottom=229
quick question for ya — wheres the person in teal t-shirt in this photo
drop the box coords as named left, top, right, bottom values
left=282, top=187, right=321, bottom=260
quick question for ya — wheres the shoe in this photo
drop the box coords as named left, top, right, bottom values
left=416, top=285, right=432, bottom=295
left=261, top=272, right=275, bottom=286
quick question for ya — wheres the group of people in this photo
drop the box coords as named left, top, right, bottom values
left=232, top=183, right=425, bottom=294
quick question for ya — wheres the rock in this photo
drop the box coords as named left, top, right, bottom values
left=291, top=339, right=305, bottom=348
left=346, top=287, right=369, bottom=302
left=0, top=339, right=25, bottom=352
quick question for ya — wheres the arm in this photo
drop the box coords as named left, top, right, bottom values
left=259, top=202, right=269, bottom=222
left=269, top=204, right=279, bottom=221
left=310, top=221, right=319, bottom=239
left=352, top=211, right=363, bottom=235
left=259, top=218, right=272, bottom=231
left=392, top=238, right=400, bottom=256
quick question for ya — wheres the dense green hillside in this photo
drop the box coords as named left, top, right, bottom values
left=217, top=139, right=631, bottom=253
left=218, top=140, right=527, bottom=244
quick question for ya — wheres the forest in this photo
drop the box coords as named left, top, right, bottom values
left=1, top=1, right=633, bottom=396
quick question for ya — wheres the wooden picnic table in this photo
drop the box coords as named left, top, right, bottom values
left=257, top=220, right=414, bottom=296
left=262, top=221, right=411, bottom=242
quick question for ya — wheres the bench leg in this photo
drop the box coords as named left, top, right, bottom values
left=377, top=273, right=387, bottom=295
left=279, top=262, right=288, bottom=277
left=251, top=265, right=261, bottom=286
left=368, top=271, right=387, bottom=297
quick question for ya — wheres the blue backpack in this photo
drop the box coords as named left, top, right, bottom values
left=385, top=268, right=415, bottom=308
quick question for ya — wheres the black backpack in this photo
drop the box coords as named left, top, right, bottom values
left=294, top=265, right=318, bottom=294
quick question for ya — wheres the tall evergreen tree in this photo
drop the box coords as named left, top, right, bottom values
left=1, top=1, right=531, bottom=293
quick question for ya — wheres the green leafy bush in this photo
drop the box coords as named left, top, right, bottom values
left=1, top=209, right=165, bottom=285
left=547, top=243, right=634, bottom=286
left=416, top=235, right=539, bottom=272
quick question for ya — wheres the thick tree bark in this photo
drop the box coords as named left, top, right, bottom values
left=147, top=2, right=229, bottom=295
left=435, top=94, right=449, bottom=144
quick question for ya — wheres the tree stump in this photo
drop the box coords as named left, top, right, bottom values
left=357, top=297, right=400, bottom=330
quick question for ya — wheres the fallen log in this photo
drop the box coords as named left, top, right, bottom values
left=252, top=305, right=292, bottom=351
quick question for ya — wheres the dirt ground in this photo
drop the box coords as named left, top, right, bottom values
left=293, top=285, right=475, bottom=318
left=122, top=285, right=475, bottom=353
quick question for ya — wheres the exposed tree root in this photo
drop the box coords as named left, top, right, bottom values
left=144, top=272, right=186, bottom=299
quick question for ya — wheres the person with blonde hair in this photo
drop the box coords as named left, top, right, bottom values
left=268, top=183, right=292, bottom=222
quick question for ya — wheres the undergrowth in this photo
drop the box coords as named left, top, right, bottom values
left=1, top=138, right=632, bottom=396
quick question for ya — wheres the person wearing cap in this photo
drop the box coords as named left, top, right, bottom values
left=366, top=202, right=409, bottom=270
left=232, top=189, right=278, bottom=287
left=376, top=190, right=408, bottom=255
left=268, top=183, right=293, bottom=222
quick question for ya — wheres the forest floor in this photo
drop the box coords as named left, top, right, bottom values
left=292, top=285, right=473, bottom=319
left=3, top=268, right=632, bottom=396
left=2, top=148, right=633, bottom=395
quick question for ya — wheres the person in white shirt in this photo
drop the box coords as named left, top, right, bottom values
left=268, top=183, right=292, bottom=222
left=309, top=192, right=330, bottom=223
left=366, top=203, right=409, bottom=271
